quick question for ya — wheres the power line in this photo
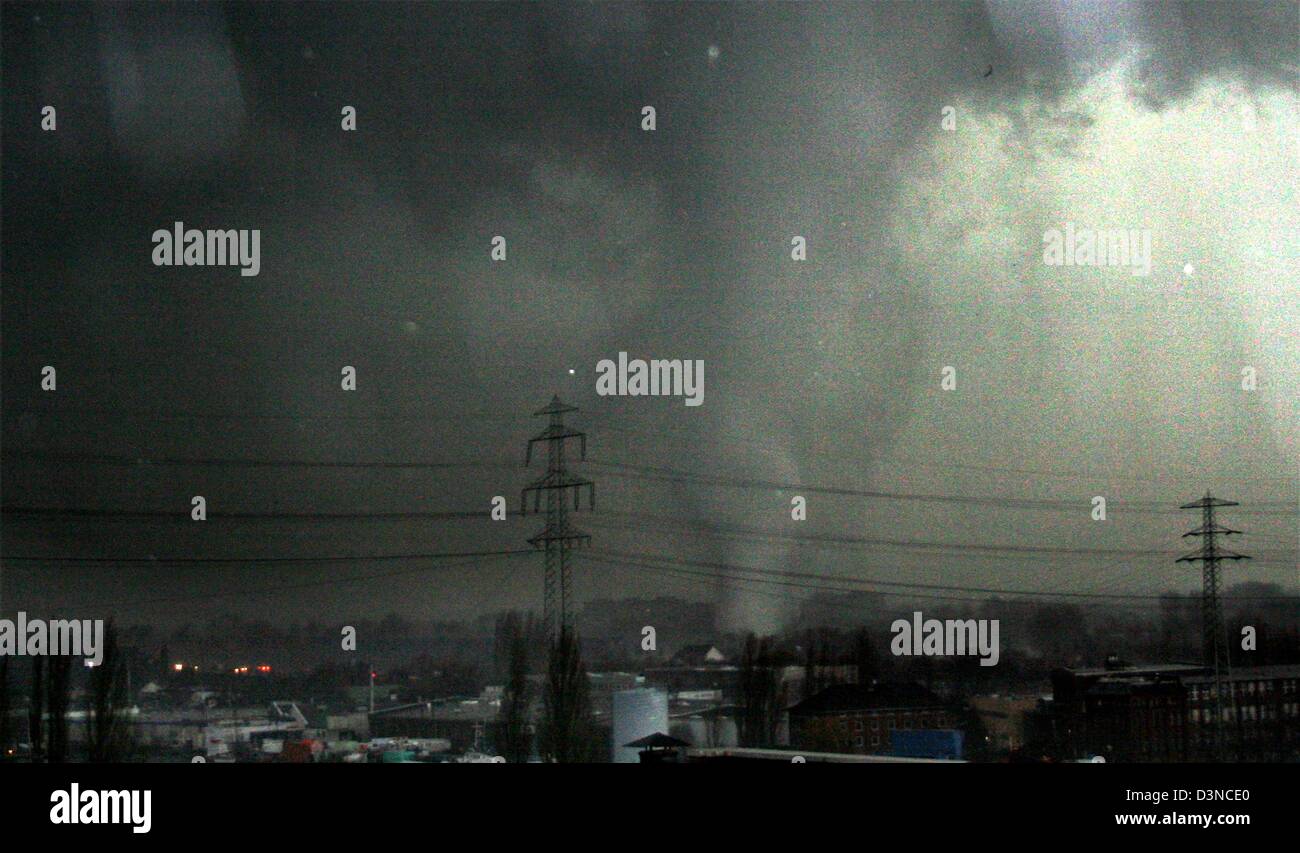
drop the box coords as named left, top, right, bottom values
left=1, top=546, right=533, bottom=565
left=8, top=444, right=1293, bottom=512
left=588, top=548, right=1300, bottom=604
left=4, top=504, right=1292, bottom=568
left=43, top=551, right=533, bottom=611
left=583, top=554, right=1182, bottom=611
left=1, top=506, right=513, bottom=522
left=1, top=449, right=518, bottom=470
left=582, top=420, right=1299, bottom=486
left=581, top=511, right=1298, bottom=564
left=589, top=459, right=1299, bottom=515
left=584, top=553, right=1024, bottom=608
left=5, top=502, right=1293, bottom=564
left=6, top=449, right=1292, bottom=519
left=6, top=407, right=523, bottom=424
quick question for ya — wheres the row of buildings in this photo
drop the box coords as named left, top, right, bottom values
left=1048, top=660, right=1300, bottom=762
left=624, top=649, right=1300, bottom=763
left=6, top=643, right=1297, bottom=762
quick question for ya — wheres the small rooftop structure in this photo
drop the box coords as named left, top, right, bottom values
left=624, top=732, right=689, bottom=750
left=669, top=644, right=727, bottom=667
left=626, top=731, right=690, bottom=764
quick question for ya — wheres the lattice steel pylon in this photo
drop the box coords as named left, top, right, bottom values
left=1177, top=492, right=1250, bottom=758
left=521, top=396, right=595, bottom=642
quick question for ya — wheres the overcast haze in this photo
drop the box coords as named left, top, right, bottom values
left=2, top=1, right=1296, bottom=633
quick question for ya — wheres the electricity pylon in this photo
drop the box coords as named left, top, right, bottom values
left=1177, top=492, right=1250, bottom=759
left=521, top=396, right=595, bottom=642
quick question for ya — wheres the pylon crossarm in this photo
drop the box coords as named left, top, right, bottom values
left=528, top=522, right=591, bottom=540
left=533, top=396, right=578, bottom=417
left=525, top=429, right=584, bottom=466
left=517, top=487, right=547, bottom=514
left=528, top=425, right=585, bottom=444
left=528, top=533, right=591, bottom=547
left=1179, top=498, right=1241, bottom=509
left=1182, top=524, right=1242, bottom=537
left=523, top=473, right=594, bottom=491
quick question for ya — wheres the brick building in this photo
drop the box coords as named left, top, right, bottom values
left=788, top=681, right=956, bottom=756
left=1050, top=662, right=1300, bottom=762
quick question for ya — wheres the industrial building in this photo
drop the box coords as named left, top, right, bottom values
left=1050, top=662, right=1300, bottom=762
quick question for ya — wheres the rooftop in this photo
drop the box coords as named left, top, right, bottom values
left=789, top=681, right=947, bottom=715
left=1062, top=663, right=1206, bottom=679
left=1183, top=664, right=1300, bottom=684
left=687, top=747, right=962, bottom=764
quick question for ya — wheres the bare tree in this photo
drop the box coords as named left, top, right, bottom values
left=853, top=627, right=877, bottom=686
left=0, top=656, right=10, bottom=761
left=803, top=628, right=838, bottom=700
left=45, top=655, right=72, bottom=763
left=495, top=611, right=533, bottom=763
left=803, top=629, right=822, bottom=701
left=492, top=611, right=517, bottom=684
left=738, top=633, right=781, bottom=747
left=28, top=657, right=45, bottom=763
left=539, top=626, right=593, bottom=763
left=87, top=621, right=131, bottom=762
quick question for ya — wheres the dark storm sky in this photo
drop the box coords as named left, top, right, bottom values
left=2, top=1, right=1296, bottom=632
